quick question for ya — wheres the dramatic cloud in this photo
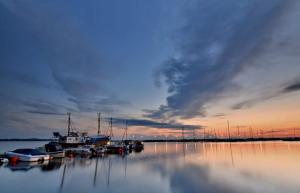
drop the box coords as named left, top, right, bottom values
left=147, top=0, right=293, bottom=119
left=109, top=117, right=200, bottom=131
left=282, top=80, right=300, bottom=93
left=232, top=77, right=300, bottom=110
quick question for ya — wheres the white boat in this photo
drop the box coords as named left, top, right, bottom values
left=45, top=142, right=65, bottom=158
left=65, top=146, right=92, bottom=157
left=5, top=149, right=50, bottom=162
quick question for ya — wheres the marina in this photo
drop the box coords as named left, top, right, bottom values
left=1, top=141, right=300, bottom=193
left=1, top=1, right=300, bottom=193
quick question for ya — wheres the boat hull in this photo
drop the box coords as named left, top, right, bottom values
left=59, top=143, right=86, bottom=149
left=48, top=151, right=65, bottom=158
left=5, top=152, right=50, bottom=162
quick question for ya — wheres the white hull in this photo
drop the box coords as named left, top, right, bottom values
left=49, top=151, right=65, bottom=158
left=5, top=152, right=50, bottom=162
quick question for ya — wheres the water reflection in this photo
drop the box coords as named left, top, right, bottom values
left=0, top=142, right=300, bottom=193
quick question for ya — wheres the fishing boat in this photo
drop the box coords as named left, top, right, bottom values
left=52, top=113, right=89, bottom=148
left=5, top=148, right=50, bottom=162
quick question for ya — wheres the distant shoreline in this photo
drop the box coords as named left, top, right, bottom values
left=0, top=137, right=299, bottom=142
left=0, top=139, right=50, bottom=142
left=143, top=137, right=300, bottom=143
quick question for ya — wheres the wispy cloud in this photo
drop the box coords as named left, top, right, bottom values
left=282, top=80, right=300, bottom=93
left=109, top=117, right=201, bottom=131
left=147, top=0, right=290, bottom=119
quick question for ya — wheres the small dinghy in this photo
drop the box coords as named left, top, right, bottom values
left=45, top=142, right=65, bottom=158
left=133, top=141, right=144, bottom=152
left=65, top=146, right=92, bottom=157
left=35, top=142, right=65, bottom=159
left=5, top=148, right=50, bottom=162
left=106, top=143, right=125, bottom=154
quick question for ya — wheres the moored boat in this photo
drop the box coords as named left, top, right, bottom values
left=88, top=135, right=110, bottom=146
left=45, top=142, right=65, bottom=158
left=65, top=146, right=92, bottom=157
left=5, top=148, right=50, bottom=162
left=133, top=141, right=144, bottom=152
left=106, top=143, right=125, bottom=154
left=52, top=113, right=89, bottom=148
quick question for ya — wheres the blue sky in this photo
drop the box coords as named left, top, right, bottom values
left=1, top=0, right=300, bottom=138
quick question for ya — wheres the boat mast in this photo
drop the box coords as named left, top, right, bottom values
left=125, top=120, right=128, bottom=140
left=67, top=113, right=71, bottom=136
left=97, top=113, right=101, bottom=136
left=110, top=117, right=113, bottom=137
left=227, top=120, right=231, bottom=140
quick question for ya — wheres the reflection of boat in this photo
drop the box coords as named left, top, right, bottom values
left=5, top=149, right=50, bottom=162
left=6, top=160, right=49, bottom=171
left=41, top=159, right=63, bottom=171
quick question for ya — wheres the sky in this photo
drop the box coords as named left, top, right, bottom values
left=1, top=0, right=300, bottom=138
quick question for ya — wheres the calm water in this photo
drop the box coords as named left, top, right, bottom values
left=1, top=141, right=300, bottom=193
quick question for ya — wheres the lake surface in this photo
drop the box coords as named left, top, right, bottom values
left=1, top=141, right=300, bottom=193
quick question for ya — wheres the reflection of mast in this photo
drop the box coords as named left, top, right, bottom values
left=93, top=158, right=99, bottom=187
left=59, top=164, right=67, bottom=192
left=124, top=155, right=127, bottom=178
left=107, top=158, right=112, bottom=187
left=227, top=121, right=234, bottom=166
